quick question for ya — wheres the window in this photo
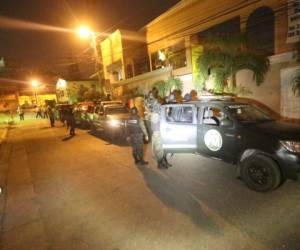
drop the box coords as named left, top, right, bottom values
left=202, top=107, right=225, bottom=126
left=198, top=16, right=241, bottom=39
left=165, top=106, right=193, bottom=123
left=134, top=57, right=150, bottom=76
left=247, top=7, right=275, bottom=55
left=125, top=64, right=133, bottom=79
left=151, top=41, right=187, bottom=70
left=226, top=104, right=273, bottom=123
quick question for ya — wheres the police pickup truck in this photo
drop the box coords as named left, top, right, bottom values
left=160, top=98, right=300, bottom=192
left=90, top=104, right=130, bottom=140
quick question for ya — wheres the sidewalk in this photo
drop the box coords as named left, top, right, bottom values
left=0, top=126, right=8, bottom=145
left=0, top=122, right=49, bottom=250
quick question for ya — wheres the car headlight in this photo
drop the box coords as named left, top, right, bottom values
left=108, top=119, right=122, bottom=127
left=280, top=141, right=300, bottom=153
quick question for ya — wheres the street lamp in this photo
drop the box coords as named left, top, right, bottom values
left=77, top=25, right=106, bottom=95
left=78, top=25, right=92, bottom=39
left=31, top=79, right=40, bottom=105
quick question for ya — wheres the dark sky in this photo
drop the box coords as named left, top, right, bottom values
left=0, top=0, right=179, bottom=76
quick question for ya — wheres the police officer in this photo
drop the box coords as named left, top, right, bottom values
left=48, top=106, right=55, bottom=127
left=126, top=107, right=149, bottom=165
left=149, top=97, right=172, bottom=169
left=66, top=107, right=76, bottom=136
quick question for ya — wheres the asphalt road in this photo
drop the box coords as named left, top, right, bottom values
left=0, top=118, right=299, bottom=250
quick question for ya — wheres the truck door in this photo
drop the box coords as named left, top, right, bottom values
left=198, top=105, right=237, bottom=162
left=92, top=106, right=102, bottom=129
left=160, top=104, right=197, bottom=152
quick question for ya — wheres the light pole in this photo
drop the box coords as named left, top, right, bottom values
left=77, top=26, right=106, bottom=95
left=31, top=79, right=40, bottom=105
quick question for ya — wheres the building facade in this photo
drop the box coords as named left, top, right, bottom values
left=101, top=0, right=300, bottom=119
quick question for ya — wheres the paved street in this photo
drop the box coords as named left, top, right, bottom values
left=0, top=118, right=300, bottom=250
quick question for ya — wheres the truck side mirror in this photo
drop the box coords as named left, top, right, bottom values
left=220, top=118, right=233, bottom=127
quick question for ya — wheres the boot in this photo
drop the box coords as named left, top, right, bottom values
left=163, top=156, right=172, bottom=167
left=133, top=155, right=139, bottom=164
left=157, top=159, right=168, bottom=169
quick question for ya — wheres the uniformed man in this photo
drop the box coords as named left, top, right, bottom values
left=149, top=97, right=172, bottom=169
left=48, top=106, right=55, bottom=127
left=126, top=107, right=149, bottom=165
left=66, top=107, right=76, bottom=136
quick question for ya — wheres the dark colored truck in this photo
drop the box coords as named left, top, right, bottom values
left=160, top=99, right=300, bottom=192
left=90, top=104, right=130, bottom=140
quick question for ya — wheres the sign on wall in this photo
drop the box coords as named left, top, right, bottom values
left=287, top=0, right=300, bottom=43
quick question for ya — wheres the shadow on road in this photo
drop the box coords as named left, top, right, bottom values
left=138, top=166, right=222, bottom=236
left=40, top=126, right=51, bottom=130
left=88, top=130, right=128, bottom=147
left=62, top=135, right=75, bottom=141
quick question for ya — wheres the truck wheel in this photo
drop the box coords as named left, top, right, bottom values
left=241, top=154, right=281, bottom=192
left=91, top=123, right=97, bottom=133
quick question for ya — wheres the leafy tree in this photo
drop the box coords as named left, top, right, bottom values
left=77, top=85, right=88, bottom=102
left=197, top=33, right=270, bottom=93
left=83, top=90, right=101, bottom=101
left=153, top=77, right=183, bottom=97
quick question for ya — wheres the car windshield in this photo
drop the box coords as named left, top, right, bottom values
left=105, top=106, right=128, bottom=114
left=226, top=104, right=273, bottom=123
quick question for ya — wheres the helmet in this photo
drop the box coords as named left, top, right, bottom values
left=130, top=107, right=138, bottom=115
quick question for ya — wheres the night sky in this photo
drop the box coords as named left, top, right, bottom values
left=0, top=0, right=179, bottom=77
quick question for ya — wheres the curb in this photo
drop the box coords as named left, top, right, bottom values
left=0, top=126, right=8, bottom=145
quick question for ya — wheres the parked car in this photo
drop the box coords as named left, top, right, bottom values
left=159, top=97, right=300, bottom=192
left=90, top=104, right=130, bottom=140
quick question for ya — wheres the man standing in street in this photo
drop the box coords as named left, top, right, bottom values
left=66, top=107, right=76, bottom=136
left=48, top=106, right=55, bottom=127
left=126, top=107, right=149, bottom=165
left=148, top=96, right=172, bottom=169
left=17, top=106, right=24, bottom=121
left=36, top=106, right=42, bottom=118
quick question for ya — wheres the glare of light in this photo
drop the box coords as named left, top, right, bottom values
left=109, top=119, right=121, bottom=127
left=31, top=79, right=39, bottom=88
left=0, top=15, right=73, bottom=33
left=78, top=25, right=92, bottom=38
left=158, top=50, right=166, bottom=61
left=57, top=78, right=66, bottom=88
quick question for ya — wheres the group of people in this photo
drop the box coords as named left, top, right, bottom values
left=35, top=105, right=50, bottom=119
left=49, top=106, right=76, bottom=136
left=126, top=88, right=199, bottom=169
left=17, top=104, right=75, bottom=136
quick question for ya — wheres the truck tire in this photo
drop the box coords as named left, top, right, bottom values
left=241, top=154, right=281, bottom=192
left=90, top=123, right=97, bottom=133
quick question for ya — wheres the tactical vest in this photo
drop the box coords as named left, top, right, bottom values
left=127, top=115, right=143, bottom=135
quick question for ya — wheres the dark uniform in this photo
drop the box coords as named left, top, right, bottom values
left=48, top=107, right=55, bottom=127
left=147, top=97, right=172, bottom=169
left=66, top=108, right=76, bottom=136
left=126, top=107, right=149, bottom=165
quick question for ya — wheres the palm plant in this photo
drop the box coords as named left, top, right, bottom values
left=292, top=41, right=300, bottom=97
left=197, top=33, right=270, bottom=93
left=153, top=77, right=183, bottom=97
left=292, top=76, right=300, bottom=96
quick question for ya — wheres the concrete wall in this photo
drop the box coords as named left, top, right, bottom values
left=236, top=53, right=298, bottom=116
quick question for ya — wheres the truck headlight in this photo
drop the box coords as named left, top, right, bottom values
left=108, top=119, right=122, bottom=127
left=280, top=141, right=300, bottom=153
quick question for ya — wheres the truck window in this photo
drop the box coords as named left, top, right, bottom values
left=165, top=106, right=193, bottom=123
left=203, top=107, right=224, bottom=126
